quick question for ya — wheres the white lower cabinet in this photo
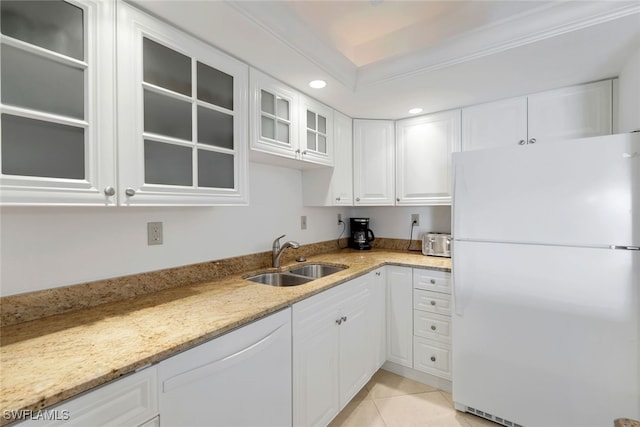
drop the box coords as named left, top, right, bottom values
left=386, top=265, right=413, bottom=368
left=158, top=308, right=292, bottom=427
left=293, top=272, right=380, bottom=427
left=412, top=269, right=452, bottom=380
left=15, top=366, right=158, bottom=427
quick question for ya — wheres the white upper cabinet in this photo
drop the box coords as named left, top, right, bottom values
left=249, top=68, right=334, bottom=169
left=396, top=110, right=461, bottom=206
left=250, top=69, right=299, bottom=161
left=527, top=80, right=612, bottom=143
left=117, top=3, right=248, bottom=206
left=462, top=80, right=612, bottom=151
left=461, top=97, right=528, bottom=151
left=0, top=0, right=116, bottom=205
left=353, top=120, right=395, bottom=206
left=302, top=110, right=353, bottom=206
left=299, top=95, right=334, bottom=166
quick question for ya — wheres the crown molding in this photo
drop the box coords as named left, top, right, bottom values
left=356, top=2, right=640, bottom=88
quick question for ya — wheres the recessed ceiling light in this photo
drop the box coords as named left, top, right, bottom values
left=409, top=108, right=423, bottom=114
left=309, top=80, right=327, bottom=89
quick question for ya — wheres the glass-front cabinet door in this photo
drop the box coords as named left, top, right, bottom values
left=117, top=3, right=248, bottom=206
left=299, top=95, right=333, bottom=166
left=0, top=0, right=116, bottom=205
left=249, top=69, right=299, bottom=160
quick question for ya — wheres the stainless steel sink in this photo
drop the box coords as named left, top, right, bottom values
left=245, top=272, right=313, bottom=287
left=288, top=264, right=346, bottom=279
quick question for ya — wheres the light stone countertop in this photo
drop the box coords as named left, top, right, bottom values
left=0, top=249, right=451, bottom=424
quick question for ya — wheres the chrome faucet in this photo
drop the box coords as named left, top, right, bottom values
left=272, top=234, right=300, bottom=268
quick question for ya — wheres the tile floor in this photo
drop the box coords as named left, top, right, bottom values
left=329, top=369, right=499, bottom=427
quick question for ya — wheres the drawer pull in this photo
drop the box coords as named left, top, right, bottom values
left=431, top=325, right=436, bottom=331
left=430, top=356, right=436, bottom=362
left=336, top=318, right=342, bottom=325
left=430, top=300, right=436, bottom=306
left=430, top=279, right=436, bottom=284
left=342, top=316, right=348, bottom=323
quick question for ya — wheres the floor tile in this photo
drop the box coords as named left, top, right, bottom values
left=374, top=392, right=471, bottom=427
left=365, top=369, right=437, bottom=399
left=328, top=399, right=386, bottom=427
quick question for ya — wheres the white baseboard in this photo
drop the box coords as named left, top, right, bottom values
left=381, top=361, right=452, bottom=394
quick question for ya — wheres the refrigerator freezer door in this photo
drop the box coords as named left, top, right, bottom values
left=452, top=241, right=640, bottom=427
left=452, top=133, right=640, bottom=247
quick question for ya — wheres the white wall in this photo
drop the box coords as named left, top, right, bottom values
left=351, top=206, right=451, bottom=240
left=0, top=163, right=348, bottom=296
left=618, top=46, right=640, bottom=133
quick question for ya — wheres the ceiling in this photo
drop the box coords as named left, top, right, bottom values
left=132, top=0, right=640, bottom=119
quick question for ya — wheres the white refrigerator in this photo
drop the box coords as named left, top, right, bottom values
left=451, top=132, right=640, bottom=427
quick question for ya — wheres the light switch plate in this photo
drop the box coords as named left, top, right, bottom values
left=148, top=222, right=163, bottom=245
left=411, top=214, right=420, bottom=226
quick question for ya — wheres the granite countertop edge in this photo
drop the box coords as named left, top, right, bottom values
left=0, top=249, right=451, bottom=424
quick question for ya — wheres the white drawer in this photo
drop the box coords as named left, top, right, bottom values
left=414, top=289, right=451, bottom=315
left=413, top=337, right=451, bottom=380
left=413, top=269, right=451, bottom=294
left=414, top=311, right=451, bottom=343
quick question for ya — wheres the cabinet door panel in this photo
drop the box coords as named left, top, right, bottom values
left=15, top=367, right=158, bottom=427
left=461, top=96, right=527, bottom=151
left=353, top=120, right=395, bottom=206
left=339, top=278, right=373, bottom=408
left=293, top=287, right=343, bottom=427
left=0, top=0, right=116, bottom=205
left=117, top=2, right=248, bottom=205
left=528, top=80, right=612, bottom=143
left=299, top=95, right=333, bottom=166
left=386, top=266, right=413, bottom=367
left=396, top=110, right=460, bottom=206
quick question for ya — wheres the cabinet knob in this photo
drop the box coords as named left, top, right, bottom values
left=342, top=316, right=348, bottom=323
left=431, top=325, right=437, bottom=331
left=356, top=197, right=360, bottom=202
left=528, top=138, right=537, bottom=144
left=336, top=197, right=341, bottom=201
left=518, top=140, right=526, bottom=145
left=375, top=272, right=381, bottom=276
left=430, top=300, right=436, bottom=306
left=430, top=279, right=436, bottom=284
left=335, top=318, right=342, bottom=325
left=103, top=186, right=116, bottom=197
left=430, top=356, right=436, bottom=362
left=302, top=150, right=308, bottom=155
left=396, top=198, right=400, bottom=202
left=125, top=188, right=136, bottom=197
left=295, top=149, right=301, bottom=154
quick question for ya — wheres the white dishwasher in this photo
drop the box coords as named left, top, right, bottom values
left=158, top=308, right=292, bottom=427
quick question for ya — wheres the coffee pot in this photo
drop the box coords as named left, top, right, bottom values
left=349, top=218, right=375, bottom=250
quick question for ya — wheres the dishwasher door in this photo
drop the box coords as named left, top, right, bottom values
left=158, top=308, right=292, bottom=427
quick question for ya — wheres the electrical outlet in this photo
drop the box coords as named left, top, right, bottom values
left=301, top=215, right=307, bottom=230
left=337, top=213, right=343, bottom=224
left=147, top=222, right=163, bottom=245
left=411, top=214, right=420, bottom=226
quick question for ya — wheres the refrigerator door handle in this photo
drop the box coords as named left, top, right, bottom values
left=452, top=261, right=463, bottom=317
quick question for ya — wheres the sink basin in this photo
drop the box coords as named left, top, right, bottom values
left=288, top=264, right=346, bottom=279
left=245, top=272, right=313, bottom=287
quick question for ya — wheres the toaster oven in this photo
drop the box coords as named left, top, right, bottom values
left=422, top=233, right=452, bottom=257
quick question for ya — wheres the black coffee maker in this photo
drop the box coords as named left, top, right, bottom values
left=349, top=218, right=375, bottom=250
